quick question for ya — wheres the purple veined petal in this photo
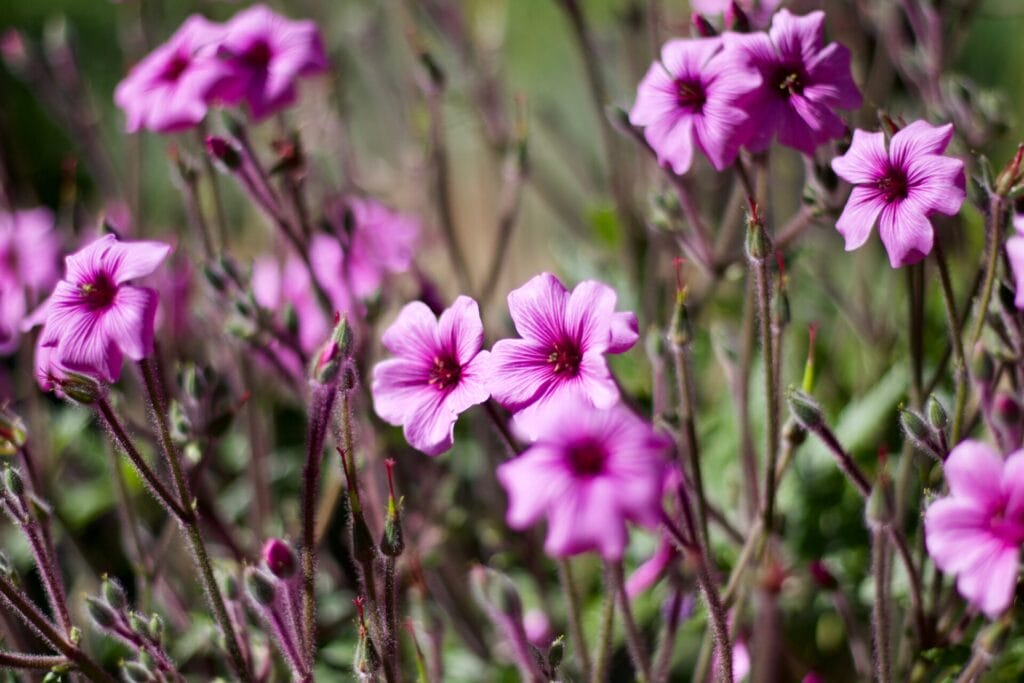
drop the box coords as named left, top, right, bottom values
left=1006, top=235, right=1024, bottom=310
left=506, top=273, right=569, bottom=345
left=878, top=201, right=934, bottom=268
left=510, top=380, right=590, bottom=440
left=834, top=186, right=886, bottom=251
left=105, top=239, right=173, bottom=284
left=779, top=95, right=846, bottom=155
left=905, top=155, right=966, bottom=216
left=575, top=353, right=621, bottom=409
left=646, top=116, right=697, bottom=176
left=402, top=391, right=456, bottom=456
left=944, top=440, right=1005, bottom=511
left=544, top=479, right=628, bottom=559
left=489, top=338, right=554, bottom=413
left=437, top=295, right=484, bottom=366
left=64, top=234, right=117, bottom=284
left=924, top=498, right=993, bottom=573
left=102, top=285, right=159, bottom=360
left=497, top=445, right=570, bottom=528
left=831, top=129, right=888, bottom=185
left=371, top=357, right=432, bottom=426
left=443, top=350, right=492, bottom=415
left=629, top=62, right=677, bottom=128
left=889, top=121, right=955, bottom=170
left=379, top=300, right=440, bottom=363
left=693, top=100, right=746, bottom=170
left=1000, top=449, right=1024, bottom=520
left=955, top=542, right=1019, bottom=618
left=565, top=280, right=616, bottom=355
left=608, top=311, right=640, bottom=354
left=803, top=42, right=862, bottom=110
left=53, top=309, right=121, bottom=384
left=660, top=37, right=722, bottom=80
left=769, top=9, right=826, bottom=65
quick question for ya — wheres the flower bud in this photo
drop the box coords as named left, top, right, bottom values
left=122, top=660, right=153, bottom=683
left=101, top=576, right=127, bottom=611
left=899, top=407, right=941, bottom=459
left=85, top=596, right=118, bottom=629
left=128, top=611, right=147, bottom=634
left=808, top=560, right=838, bottom=591
left=865, top=476, right=893, bottom=530
left=311, top=315, right=354, bottom=385
left=59, top=372, right=101, bottom=404
left=205, top=136, right=241, bottom=170
left=262, top=538, right=297, bottom=579
left=380, top=460, right=404, bottom=558
left=927, top=396, right=948, bottom=432
left=3, top=466, right=24, bottom=498
left=547, top=634, right=565, bottom=669
left=786, top=388, right=824, bottom=431
left=744, top=210, right=771, bottom=262
left=668, top=292, right=692, bottom=350
left=994, top=393, right=1023, bottom=449
left=726, top=1, right=751, bottom=32
left=0, top=408, right=27, bottom=456
left=691, top=13, right=717, bottom=37
left=148, top=614, right=164, bottom=643
left=244, top=567, right=277, bottom=606
left=995, top=144, right=1024, bottom=197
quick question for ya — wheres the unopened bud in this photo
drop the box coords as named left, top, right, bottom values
left=85, top=596, right=118, bottom=629
left=205, top=136, right=242, bottom=170
left=101, top=576, right=127, bottom=611
left=262, top=538, right=297, bottom=579
left=668, top=293, right=692, bottom=350
left=59, top=372, right=101, bottom=404
left=927, top=396, right=948, bottom=432
left=148, top=614, right=164, bottom=643
left=380, top=460, right=404, bottom=557
left=547, top=634, right=565, bottom=669
left=787, top=388, right=824, bottom=431
left=122, top=660, right=152, bottom=683
left=128, top=611, right=147, bottom=634
left=899, top=407, right=941, bottom=458
left=865, top=477, right=893, bottom=530
left=744, top=209, right=771, bottom=261
left=726, top=1, right=751, bottom=32
left=691, top=13, right=717, bottom=37
left=244, top=567, right=277, bottom=606
left=3, top=467, right=23, bottom=498
left=0, top=408, right=27, bottom=455
left=809, top=560, right=838, bottom=591
left=995, top=143, right=1024, bottom=197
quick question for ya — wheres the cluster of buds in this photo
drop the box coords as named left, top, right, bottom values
left=899, top=396, right=949, bottom=461
left=244, top=538, right=309, bottom=680
left=85, top=576, right=176, bottom=682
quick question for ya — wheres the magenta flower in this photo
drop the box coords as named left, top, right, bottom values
left=723, top=10, right=861, bottom=155
left=35, top=234, right=171, bottom=387
left=253, top=252, right=329, bottom=377
left=830, top=121, right=965, bottom=267
left=215, top=5, right=328, bottom=120
left=496, top=403, right=669, bottom=560
left=114, top=15, right=231, bottom=133
left=630, top=37, right=761, bottom=174
left=334, top=197, right=420, bottom=300
left=924, top=440, right=1024, bottom=618
left=1007, top=233, right=1024, bottom=309
left=371, top=296, right=491, bottom=456
left=489, top=273, right=638, bottom=432
left=0, top=208, right=59, bottom=354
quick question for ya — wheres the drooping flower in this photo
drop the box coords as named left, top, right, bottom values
left=215, top=5, right=328, bottom=120
left=496, top=403, right=669, bottom=560
left=114, top=15, right=231, bottom=133
left=831, top=120, right=965, bottom=267
left=35, top=234, right=171, bottom=387
left=328, top=197, right=420, bottom=300
left=723, top=9, right=861, bottom=156
left=371, top=296, right=491, bottom=456
left=489, top=273, right=639, bottom=432
left=924, top=440, right=1024, bottom=618
left=692, top=0, right=781, bottom=28
left=629, top=37, right=761, bottom=174
left=0, top=208, right=59, bottom=354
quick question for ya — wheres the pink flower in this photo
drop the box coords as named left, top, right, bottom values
left=629, top=37, right=761, bottom=174
left=692, top=0, right=781, bottom=28
left=371, top=296, right=491, bottom=456
left=215, top=5, right=328, bottom=120
left=332, top=197, right=420, bottom=300
left=924, top=440, right=1024, bottom=618
left=489, top=273, right=639, bottom=433
left=1007, top=233, right=1024, bottom=309
left=723, top=10, right=861, bottom=156
left=114, top=15, right=231, bottom=133
left=497, top=403, right=669, bottom=560
left=0, top=208, right=59, bottom=354
left=35, top=234, right=171, bottom=387
left=253, top=252, right=329, bottom=376
left=831, top=121, right=965, bottom=267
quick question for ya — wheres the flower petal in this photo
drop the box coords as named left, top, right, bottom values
left=878, top=200, right=934, bottom=268
left=608, top=311, right=639, bottom=354
left=380, top=301, right=439, bottom=362
left=489, top=339, right=554, bottom=412
left=890, top=121, right=954, bottom=170
left=437, top=295, right=484, bottom=366
left=507, top=273, right=568, bottom=346
left=944, top=440, right=1005, bottom=509
left=831, top=129, right=888, bottom=185
left=102, top=285, right=159, bottom=361
left=834, top=186, right=886, bottom=251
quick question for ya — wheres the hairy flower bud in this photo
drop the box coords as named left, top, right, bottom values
left=691, top=13, right=717, bottom=38
left=865, top=476, right=894, bottom=530
left=745, top=209, right=771, bottom=261
left=101, top=576, right=127, bottom=611
left=148, top=613, right=164, bottom=643
left=786, top=388, right=824, bottom=431
left=899, top=407, right=941, bottom=459
left=547, top=635, right=565, bottom=669
left=927, top=396, right=948, bottom=432
left=59, top=372, right=102, bottom=404
left=205, top=136, right=241, bottom=170
left=244, top=567, right=277, bottom=606
left=85, top=596, right=119, bottom=629
left=122, top=660, right=153, bottom=683
left=3, top=466, right=24, bottom=498
left=261, top=538, right=297, bottom=579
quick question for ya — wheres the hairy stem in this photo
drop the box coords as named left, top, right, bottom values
left=969, top=195, right=1006, bottom=349
left=557, top=558, right=591, bottom=681
left=934, top=241, right=969, bottom=444
left=608, top=561, right=651, bottom=682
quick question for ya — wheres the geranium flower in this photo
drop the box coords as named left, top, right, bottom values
left=215, top=5, right=328, bottom=120
left=723, top=9, right=861, bottom=155
left=489, top=273, right=638, bottom=433
left=114, top=15, right=231, bottom=133
left=630, top=37, right=761, bottom=174
left=831, top=120, right=965, bottom=267
left=35, top=234, right=171, bottom=386
left=496, top=403, right=669, bottom=560
left=371, top=296, right=491, bottom=456
left=331, top=197, right=419, bottom=300
left=925, top=440, right=1024, bottom=618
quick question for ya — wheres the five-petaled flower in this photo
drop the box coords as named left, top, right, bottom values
left=925, top=440, right=1024, bottom=618
left=371, top=296, right=491, bottom=456
left=35, top=234, right=171, bottom=389
left=489, top=273, right=639, bottom=434
left=831, top=120, right=965, bottom=268
left=630, top=37, right=761, bottom=175
left=724, top=9, right=861, bottom=156
left=496, top=402, right=669, bottom=560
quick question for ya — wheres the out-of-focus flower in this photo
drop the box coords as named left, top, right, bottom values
left=831, top=121, right=965, bottom=268
left=692, top=0, right=781, bottom=28
left=329, top=197, right=420, bottom=300
left=724, top=10, right=861, bottom=156
left=35, top=234, right=170, bottom=387
left=925, top=440, right=1024, bottom=618
left=490, top=273, right=638, bottom=434
left=629, top=37, right=761, bottom=174
left=496, top=403, right=669, bottom=560
left=371, top=296, right=491, bottom=456
left=1007, top=232, right=1024, bottom=309
left=253, top=252, right=329, bottom=376
left=626, top=534, right=678, bottom=598
left=522, top=609, right=551, bottom=648
left=0, top=208, right=59, bottom=354
left=114, top=15, right=231, bottom=133
left=215, top=4, right=328, bottom=120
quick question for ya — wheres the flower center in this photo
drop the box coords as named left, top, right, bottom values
left=428, top=355, right=461, bottom=390
left=79, top=273, right=117, bottom=310
left=876, top=166, right=909, bottom=203
left=161, top=53, right=191, bottom=83
left=547, top=341, right=582, bottom=376
left=242, top=40, right=272, bottom=69
left=675, top=79, right=706, bottom=112
left=567, top=440, right=608, bottom=477
left=772, top=66, right=805, bottom=96
left=990, top=510, right=1024, bottom=545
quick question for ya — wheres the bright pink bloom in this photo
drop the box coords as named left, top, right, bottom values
left=692, top=0, right=780, bottom=28
left=497, top=403, right=669, bottom=560
left=490, top=273, right=638, bottom=433
left=35, top=234, right=170, bottom=387
left=0, top=208, right=59, bottom=354
left=215, top=5, right=328, bottom=120
left=630, top=37, right=761, bottom=174
left=1007, top=233, right=1024, bottom=309
left=924, top=440, right=1024, bottom=618
left=333, top=197, right=420, bottom=299
left=831, top=121, right=965, bottom=267
left=626, top=534, right=678, bottom=598
left=371, top=296, right=491, bottom=456
left=114, top=15, right=231, bottom=133
left=723, top=10, right=861, bottom=155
